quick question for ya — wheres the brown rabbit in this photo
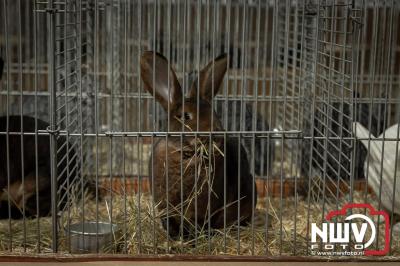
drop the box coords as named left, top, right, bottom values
left=141, top=51, right=257, bottom=239
left=0, top=115, right=75, bottom=219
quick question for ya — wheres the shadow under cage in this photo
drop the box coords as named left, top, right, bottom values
left=0, top=0, right=399, bottom=259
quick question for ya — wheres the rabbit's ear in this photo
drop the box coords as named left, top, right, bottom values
left=352, top=122, right=382, bottom=159
left=141, top=51, right=182, bottom=111
left=353, top=122, right=376, bottom=144
left=188, top=54, right=227, bottom=102
left=379, top=124, right=400, bottom=139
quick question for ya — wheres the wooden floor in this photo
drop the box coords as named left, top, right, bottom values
left=0, top=262, right=399, bottom=266
left=0, top=254, right=398, bottom=265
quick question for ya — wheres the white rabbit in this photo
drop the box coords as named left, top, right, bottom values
left=352, top=122, right=400, bottom=215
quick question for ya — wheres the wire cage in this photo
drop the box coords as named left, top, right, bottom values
left=0, top=0, right=399, bottom=259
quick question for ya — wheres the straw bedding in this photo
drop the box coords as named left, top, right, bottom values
left=0, top=188, right=398, bottom=257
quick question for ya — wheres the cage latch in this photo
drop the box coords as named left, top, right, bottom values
left=45, top=125, right=61, bottom=136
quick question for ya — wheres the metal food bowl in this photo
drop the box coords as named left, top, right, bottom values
left=66, top=222, right=117, bottom=253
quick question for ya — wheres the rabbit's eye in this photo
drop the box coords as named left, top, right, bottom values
left=184, top=112, right=192, bottom=121
left=178, top=112, right=192, bottom=121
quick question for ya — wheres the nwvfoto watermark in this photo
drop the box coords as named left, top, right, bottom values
left=310, top=203, right=390, bottom=256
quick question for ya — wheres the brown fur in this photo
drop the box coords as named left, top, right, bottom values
left=141, top=51, right=257, bottom=239
left=0, top=116, right=75, bottom=219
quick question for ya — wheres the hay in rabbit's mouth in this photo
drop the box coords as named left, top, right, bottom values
left=176, top=136, right=223, bottom=222
left=173, top=115, right=224, bottom=152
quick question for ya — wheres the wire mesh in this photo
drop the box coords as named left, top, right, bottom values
left=0, top=0, right=399, bottom=259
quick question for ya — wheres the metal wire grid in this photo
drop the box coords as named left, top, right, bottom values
left=49, top=0, right=94, bottom=250
left=0, top=0, right=59, bottom=252
left=304, top=0, right=400, bottom=207
left=353, top=0, right=400, bottom=251
left=0, top=0, right=399, bottom=257
left=305, top=0, right=356, bottom=207
left=87, top=0, right=281, bottom=254
left=273, top=0, right=359, bottom=253
left=302, top=0, right=400, bottom=253
left=275, top=0, right=358, bottom=206
left=74, top=1, right=279, bottom=179
left=0, top=0, right=91, bottom=252
left=0, top=1, right=48, bottom=117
